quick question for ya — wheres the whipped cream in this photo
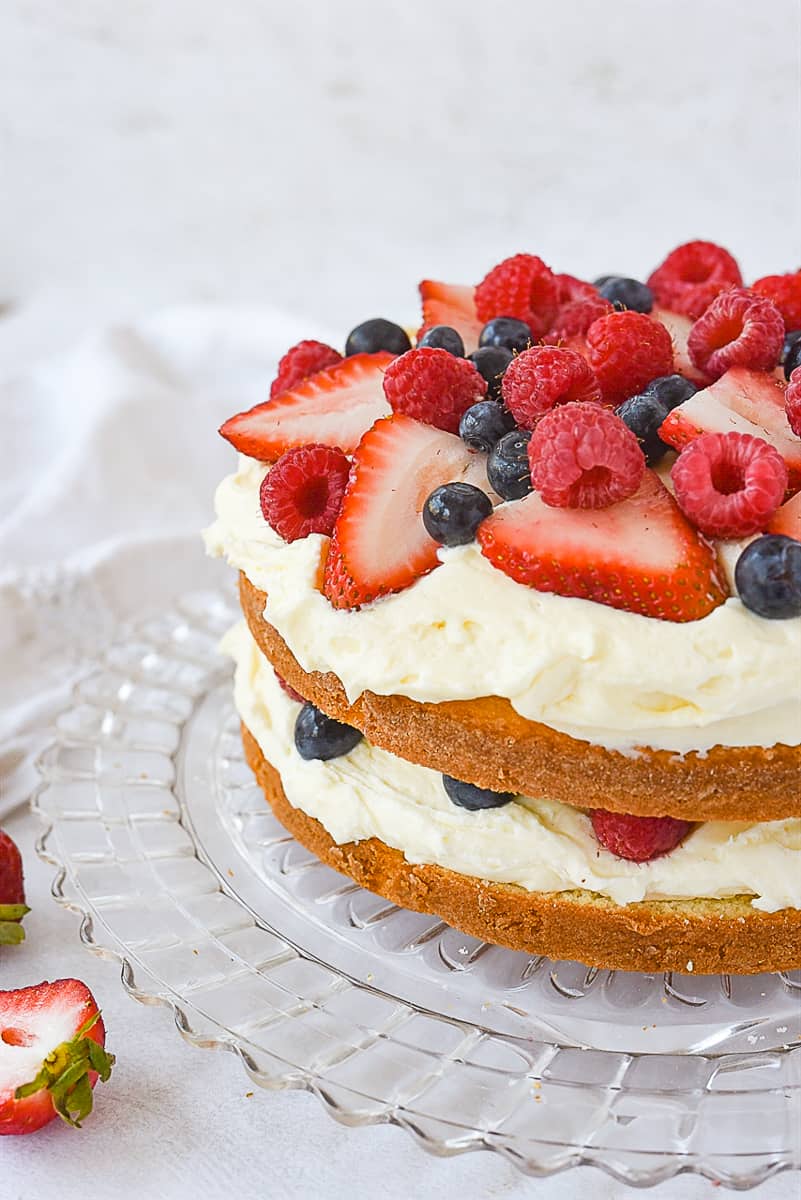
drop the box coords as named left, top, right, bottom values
left=225, top=621, right=801, bottom=911
left=205, top=455, right=801, bottom=754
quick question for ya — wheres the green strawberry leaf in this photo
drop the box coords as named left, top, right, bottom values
left=14, top=1010, right=115, bottom=1129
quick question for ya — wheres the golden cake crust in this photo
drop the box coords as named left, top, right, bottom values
left=242, top=724, right=801, bottom=975
left=240, top=574, right=801, bottom=823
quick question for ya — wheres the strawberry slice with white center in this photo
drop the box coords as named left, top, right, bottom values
left=658, top=367, right=801, bottom=492
left=651, top=306, right=708, bottom=384
left=418, top=280, right=484, bottom=354
left=219, top=352, right=392, bottom=462
left=329, top=414, right=485, bottom=607
left=477, top=471, right=727, bottom=622
left=768, top=490, right=801, bottom=541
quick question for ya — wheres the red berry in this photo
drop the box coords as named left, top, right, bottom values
left=590, top=810, right=692, bottom=863
left=786, top=366, right=801, bottom=437
left=501, top=346, right=601, bottom=429
left=544, top=297, right=613, bottom=343
left=647, top=240, right=743, bottom=320
left=554, top=273, right=599, bottom=304
left=751, top=272, right=801, bottom=331
left=382, top=347, right=487, bottom=433
left=274, top=670, right=304, bottom=704
left=671, top=431, right=788, bottom=539
left=687, top=287, right=785, bottom=381
left=322, top=533, right=365, bottom=610
left=260, top=444, right=351, bottom=542
left=270, top=340, right=343, bottom=399
left=474, top=253, right=559, bottom=337
left=0, top=830, right=24, bottom=907
left=528, top=402, right=645, bottom=509
left=586, top=310, right=674, bottom=406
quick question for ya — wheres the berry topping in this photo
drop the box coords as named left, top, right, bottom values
left=658, top=367, right=801, bottom=491
left=734, top=534, right=801, bottom=619
left=259, top=444, right=351, bottom=542
left=477, top=471, right=726, bottom=621
left=459, top=400, right=516, bottom=453
left=783, top=330, right=801, bottom=380
left=418, top=325, right=465, bottom=356
left=528, top=402, right=645, bottom=509
left=423, top=482, right=493, bottom=546
left=274, top=669, right=304, bottom=704
left=554, top=273, right=599, bottom=304
left=670, top=432, right=788, bottom=539
left=382, top=347, right=487, bottom=433
left=487, top=430, right=533, bottom=501
left=468, top=345, right=513, bottom=400
left=419, top=280, right=483, bottom=355
left=643, top=373, right=699, bottom=410
left=590, top=810, right=692, bottom=863
left=0, top=830, right=28, bottom=948
left=270, top=340, right=343, bottom=399
left=501, top=346, right=601, bottom=429
left=345, top=318, right=411, bottom=357
left=647, top=240, right=743, bottom=320
left=327, top=414, right=479, bottom=607
left=768, top=490, right=801, bottom=542
left=650, top=306, right=709, bottom=385
left=751, top=272, right=801, bottom=331
left=785, top=366, right=801, bottom=437
left=474, top=253, right=558, bottom=337
left=478, top=317, right=533, bottom=354
left=220, top=352, right=392, bottom=462
left=586, top=309, right=674, bottom=406
left=544, top=297, right=613, bottom=343
left=294, top=702, right=363, bottom=761
left=442, top=775, right=514, bottom=812
left=597, top=276, right=654, bottom=314
left=616, top=391, right=672, bottom=467
left=687, top=287, right=784, bottom=380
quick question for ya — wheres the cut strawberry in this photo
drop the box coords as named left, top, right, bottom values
left=477, top=471, right=727, bottom=621
left=651, top=306, right=708, bottom=384
left=658, top=367, right=801, bottom=493
left=0, top=830, right=28, bottom=948
left=768, top=490, right=801, bottom=541
left=219, top=353, right=392, bottom=461
left=0, top=980, right=114, bottom=1135
left=329, top=414, right=482, bottom=607
left=418, top=280, right=484, bottom=355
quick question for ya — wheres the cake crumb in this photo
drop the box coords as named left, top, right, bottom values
left=686, top=960, right=694, bottom=972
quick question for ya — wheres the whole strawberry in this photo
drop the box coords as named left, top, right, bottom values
left=0, top=980, right=114, bottom=1135
left=0, top=830, right=29, bottom=946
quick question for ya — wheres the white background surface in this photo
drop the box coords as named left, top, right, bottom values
left=1, top=1, right=800, bottom=1197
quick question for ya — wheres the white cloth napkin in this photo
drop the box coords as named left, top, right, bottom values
left=0, top=305, right=337, bottom=817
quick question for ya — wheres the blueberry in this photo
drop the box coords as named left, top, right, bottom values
left=345, top=318, right=411, bottom=357
left=616, top=392, right=670, bottom=466
left=487, top=430, right=532, bottom=500
left=782, top=330, right=801, bottom=380
left=418, top=325, right=465, bottom=356
left=459, top=401, right=516, bottom=453
left=597, top=276, right=654, bottom=314
left=423, top=482, right=492, bottom=546
left=643, top=373, right=698, bottom=411
left=294, top=702, right=363, bottom=761
left=478, top=317, right=532, bottom=354
left=734, top=535, right=801, bottom=619
left=468, top=345, right=513, bottom=400
left=593, top=275, right=613, bottom=288
left=442, top=775, right=515, bottom=811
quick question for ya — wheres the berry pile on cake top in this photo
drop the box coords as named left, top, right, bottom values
left=220, top=243, right=801, bottom=623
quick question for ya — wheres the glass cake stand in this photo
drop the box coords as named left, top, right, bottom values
left=33, top=590, right=801, bottom=1189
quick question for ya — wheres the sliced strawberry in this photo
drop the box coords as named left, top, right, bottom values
left=0, top=830, right=28, bottom=947
left=219, top=353, right=392, bottom=462
left=477, top=471, right=727, bottom=622
left=0, top=980, right=114, bottom=1135
left=658, top=367, right=801, bottom=493
left=768, top=490, right=801, bottom=541
left=418, top=280, right=484, bottom=355
left=651, top=306, right=708, bottom=385
left=329, top=414, right=483, bottom=607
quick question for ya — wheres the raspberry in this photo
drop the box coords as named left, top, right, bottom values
left=382, top=347, right=487, bottom=433
left=274, top=669, right=304, bottom=704
left=501, top=346, right=601, bottom=428
left=585, top=310, right=673, bottom=406
left=590, top=810, right=692, bottom=863
left=647, top=240, right=742, bottom=319
left=786, top=366, right=801, bottom=437
left=671, top=431, right=788, bottom=539
left=751, top=272, right=801, bottom=331
left=474, top=253, right=559, bottom=337
left=554, top=273, right=599, bottom=304
left=687, top=288, right=784, bottom=380
left=544, top=297, right=613, bottom=343
left=260, top=444, right=351, bottom=541
left=527, top=401, right=645, bottom=509
left=270, top=340, right=343, bottom=399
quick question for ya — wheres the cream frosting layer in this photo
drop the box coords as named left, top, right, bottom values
left=225, top=621, right=801, bottom=912
left=205, top=456, right=801, bottom=754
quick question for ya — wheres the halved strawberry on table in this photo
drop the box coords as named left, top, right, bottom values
left=418, top=280, right=484, bottom=355
left=0, top=830, right=28, bottom=947
left=220, top=352, right=392, bottom=461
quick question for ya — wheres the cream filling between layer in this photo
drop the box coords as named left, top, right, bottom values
left=205, top=456, right=801, bottom=755
left=225, top=621, right=801, bottom=912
